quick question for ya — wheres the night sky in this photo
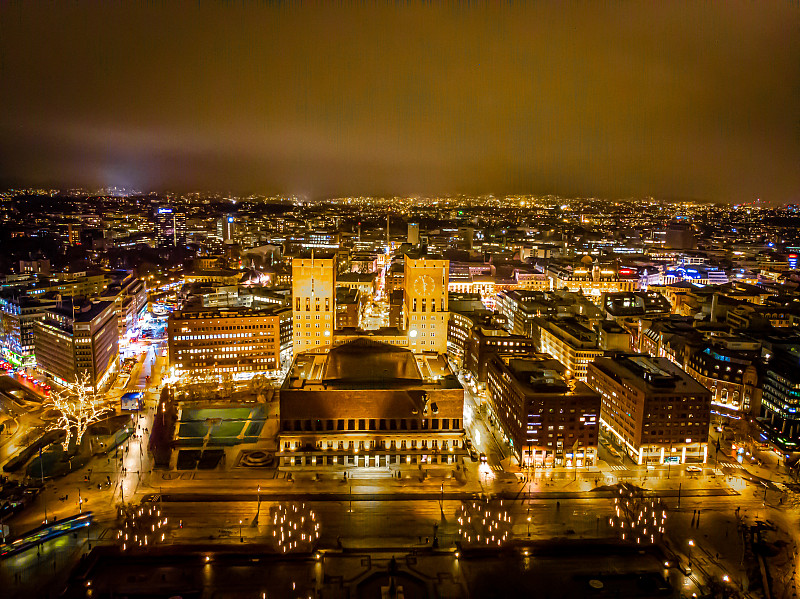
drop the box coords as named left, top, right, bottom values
left=0, top=2, right=797, bottom=202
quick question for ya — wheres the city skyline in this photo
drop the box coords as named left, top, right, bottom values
left=2, top=4, right=800, bottom=597
left=0, top=3, right=798, bottom=203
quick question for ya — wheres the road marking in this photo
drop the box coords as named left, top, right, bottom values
left=609, top=465, right=629, bottom=471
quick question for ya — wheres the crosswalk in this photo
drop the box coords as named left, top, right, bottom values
left=608, top=465, right=630, bottom=471
left=722, top=462, right=745, bottom=469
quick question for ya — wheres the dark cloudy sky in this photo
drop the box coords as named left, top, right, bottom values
left=0, top=2, right=797, bottom=202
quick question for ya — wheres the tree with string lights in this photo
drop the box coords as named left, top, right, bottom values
left=608, top=483, right=667, bottom=545
left=117, top=501, right=169, bottom=551
left=456, top=497, right=513, bottom=547
left=43, top=371, right=110, bottom=451
left=270, top=502, right=320, bottom=552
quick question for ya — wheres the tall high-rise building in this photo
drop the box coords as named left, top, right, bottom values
left=292, top=255, right=336, bottom=353
left=663, top=221, right=696, bottom=250
left=217, top=214, right=235, bottom=243
left=403, top=252, right=449, bottom=353
left=155, top=206, right=187, bottom=248
left=407, top=223, right=420, bottom=245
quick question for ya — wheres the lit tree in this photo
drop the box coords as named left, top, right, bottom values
left=456, top=497, right=513, bottom=547
left=117, top=501, right=169, bottom=551
left=43, top=371, right=109, bottom=451
left=608, top=483, right=667, bottom=545
left=270, top=502, right=320, bottom=552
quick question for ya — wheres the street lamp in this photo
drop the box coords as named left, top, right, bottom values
left=239, top=519, right=243, bottom=542
left=527, top=511, right=531, bottom=537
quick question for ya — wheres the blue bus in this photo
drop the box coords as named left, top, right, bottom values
left=0, top=512, right=93, bottom=559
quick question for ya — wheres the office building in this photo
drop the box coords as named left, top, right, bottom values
left=465, top=325, right=537, bottom=383
left=597, top=320, right=631, bottom=352
left=337, top=272, right=377, bottom=297
left=447, top=309, right=498, bottom=370
left=602, top=291, right=672, bottom=323
left=587, top=354, right=710, bottom=464
left=664, top=221, right=696, bottom=250
left=684, top=338, right=761, bottom=420
left=486, top=355, right=600, bottom=467
left=19, top=259, right=51, bottom=276
left=407, top=223, right=420, bottom=245
left=536, top=317, right=603, bottom=381
left=385, top=262, right=405, bottom=297
left=0, top=294, right=58, bottom=365
left=155, top=206, right=187, bottom=248
left=218, top=214, right=235, bottom=243
left=757, top=349, right=800, bottom=453
left=335, top=287, right=361, bottom=329
left=34, top=300, right=119, bottom=390
left=168, top=304, right=292, bottom=378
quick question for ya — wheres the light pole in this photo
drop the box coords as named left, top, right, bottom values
left=239, top=519, right=243, bottom=542
left=527, top=511, right=531, bottom=537
left=39, top=449, right=48, bottom=523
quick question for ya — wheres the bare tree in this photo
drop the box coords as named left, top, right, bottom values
left=44, top=371, right=109, bottom=451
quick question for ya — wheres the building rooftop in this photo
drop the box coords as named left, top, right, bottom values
left=170, top=304, right=289, bottom=319
left=591, top=354, right=709, bottom=395
left=48, top=299, right=114, bottom=323
left=505, top=357, right=597, bottom=397
left=337, top=272, right=377, bottom=283
left=283, top=338, right=461, bottom=390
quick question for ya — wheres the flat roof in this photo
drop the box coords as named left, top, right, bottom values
left=591, top=355, right=709, bottom=395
